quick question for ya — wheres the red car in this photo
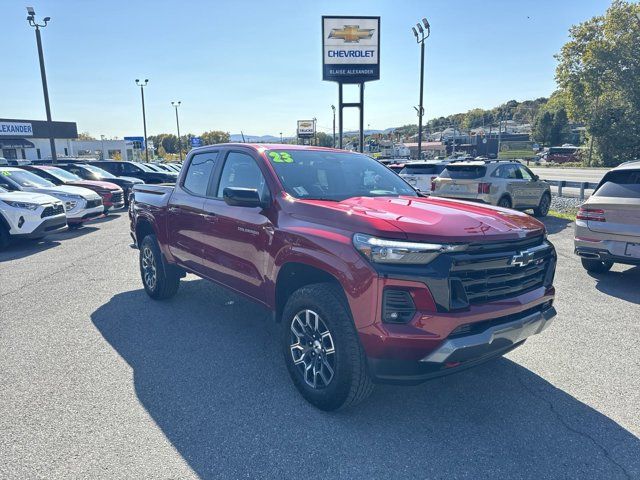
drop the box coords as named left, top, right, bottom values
left=130, top=144, right=557, bottom=411
left=21, top=165, right=124, bottom=212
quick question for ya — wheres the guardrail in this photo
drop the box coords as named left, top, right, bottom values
left=544, top=180, right=598, bottom=200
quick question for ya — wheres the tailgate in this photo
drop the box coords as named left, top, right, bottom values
left=586, top=198, right=640, bottom=237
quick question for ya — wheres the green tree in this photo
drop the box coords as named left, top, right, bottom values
left=201, top=130, right=230, bottom=145
left=555, top=0, right=640, bottom=165
left=315, top=132, right=334, bottom=147
left=77, top=132, right=95, bottom=140
left=533, top=111, right=554, bottom=145
left=549, top=108, right=570, bottom=145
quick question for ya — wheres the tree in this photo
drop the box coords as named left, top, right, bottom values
left=78, top=132, right=95, bottom=140
left=555, top=0, right=640, bottom=165
left=533, top=111, right=554, bottom=145
left=201, top=131, right=230, bottom=145
left=549, top=108, right=570, bottom=146
left=315, top=132, right=334, bottom=147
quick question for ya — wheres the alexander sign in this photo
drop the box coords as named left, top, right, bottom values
left=322, top=16, right=380, bottom=83
left=0, top=121, right=34, bottom=136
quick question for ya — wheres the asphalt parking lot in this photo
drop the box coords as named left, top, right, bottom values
left=1, top=212, right=639, bottom=479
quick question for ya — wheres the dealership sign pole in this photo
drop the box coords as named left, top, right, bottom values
left=322, top=16, right=380, bottom=152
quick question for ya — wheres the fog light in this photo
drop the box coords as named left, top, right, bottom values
left=18, top=216, right=25, bottom=228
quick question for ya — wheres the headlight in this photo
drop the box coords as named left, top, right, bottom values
left=1, top=200, right=40, bottom=210
left=353, top=233, right=467, bottom=265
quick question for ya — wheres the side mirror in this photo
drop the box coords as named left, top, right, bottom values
left=532, top=174, right=539, bottom=181
left=223, top=187, right=263, bottom=208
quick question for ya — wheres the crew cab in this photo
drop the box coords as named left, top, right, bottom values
left=20, top=165, right=124, bottom=212
left=90, top=160, right=177, bottom=184
left=0, top=167, right=103, bottom=227
left=0, top=186, right=67, bottom=249
left=130, top=144, right=557, bottom=411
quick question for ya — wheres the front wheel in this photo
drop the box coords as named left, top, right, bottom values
left=534, top=192, right=551, bottom=217
left=281, top=283, right=373, bottom=411
left=0, top=224, right=10, bottom=250
left=139, top=234, right=180, bottom=299
left=581, top=257, right=613, bottom=273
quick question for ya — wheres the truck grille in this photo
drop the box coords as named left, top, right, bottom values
left=41, top=204, right=65, bottom=218
left=111, top=191, right=123, bottom=204
left=86, top=199, right=103, bottom=209
left=450, top=235, right=554, bottom=305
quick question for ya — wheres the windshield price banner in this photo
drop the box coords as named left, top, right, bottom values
left=322, top=16, right=380, bottom=84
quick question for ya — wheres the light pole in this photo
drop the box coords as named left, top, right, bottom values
left=100, top=134, right=105, bottom=160
left=26, top=7, right=57, bottom=164
left=412, top=18, right=430, bottom=160
left=135, top=79, right=149, bottom=161
left=279, top=132, right=283, bottom=143
left=313, top=117, right=317, bottom=146
left=171, top=101, right=182, bottom=161
left=331, top=105, right=336, bottom=148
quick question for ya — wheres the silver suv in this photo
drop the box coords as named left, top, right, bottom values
left=431, top=160, right=552, bottom=216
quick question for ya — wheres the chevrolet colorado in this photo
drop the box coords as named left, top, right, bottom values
left=130, top=144, right=557, bottom=411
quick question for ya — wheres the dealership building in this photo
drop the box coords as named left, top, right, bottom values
left=0, top=118, right=138, bottom=161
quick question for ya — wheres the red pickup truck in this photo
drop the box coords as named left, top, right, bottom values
left=130, top=144, right=557, bottom=411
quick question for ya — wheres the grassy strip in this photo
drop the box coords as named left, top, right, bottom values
left=548, top=209, right=577, bottom=221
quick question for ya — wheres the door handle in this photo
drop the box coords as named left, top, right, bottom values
left=203, top=213, right=217, bottom=223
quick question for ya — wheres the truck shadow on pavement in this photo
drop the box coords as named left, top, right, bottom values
left=91, top=279, right=639, bottom=480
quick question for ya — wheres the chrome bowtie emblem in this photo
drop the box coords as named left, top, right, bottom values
left=511, top=250, right=535, bottom=267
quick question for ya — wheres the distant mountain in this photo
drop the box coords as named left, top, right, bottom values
left=229, top=134, right=284, bottom=143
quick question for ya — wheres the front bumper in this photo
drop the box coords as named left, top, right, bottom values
left=11, top=215, right=68, bottom=238
left=368, top=304, right=556, bottom=385
left=67, top=205, right=104, bottom=224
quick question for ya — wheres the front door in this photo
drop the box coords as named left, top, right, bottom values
left=514, top=165, right=544, bottom=207
left=200, top=150, right=274, bottom=303
left=166, top=150, right=220, bottom=273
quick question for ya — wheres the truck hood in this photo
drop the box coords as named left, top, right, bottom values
left=0, top=190, right=61, bottom=205
left=293, top=195, right=545, bottom=243
left=24, top=185, right=102, bottom=200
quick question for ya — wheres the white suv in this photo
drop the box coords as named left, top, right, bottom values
left=398, top=160, right=452, bottom=193
left=0, top=186, right=67, bottom=248
left=0, top=167, right=103, bottom=227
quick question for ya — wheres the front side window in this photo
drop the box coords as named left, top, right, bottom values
left=183, top=152, right=218, bottom=196
left=264, top=149, right=416, bottom=201
left=217, top=152, right=268, bottom=200
left=518, top=166, right=533, bottom=181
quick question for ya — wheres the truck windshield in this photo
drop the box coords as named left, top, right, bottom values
left=264, top=149, right=417, bottom=201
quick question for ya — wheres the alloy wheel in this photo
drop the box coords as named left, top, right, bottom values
left=289, top=309, right=336, bottom=389
left=142, top=246, right=157, bottom=290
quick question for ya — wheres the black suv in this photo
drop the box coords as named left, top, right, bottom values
left=57, top=163, right=144, bottom=205
left=88, top=161, right=177, bottom=184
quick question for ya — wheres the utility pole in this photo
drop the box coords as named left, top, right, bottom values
left=26, top=7, right=57, bottom=164
left=100, top=134, right=105, bottom=160
left=136, top=79, right=149, bottom=161
left=412, top=18, right=430, bottom=160
left=171, top=101, right=182, bottom=162
left=331, top=105, right=336, bottom=148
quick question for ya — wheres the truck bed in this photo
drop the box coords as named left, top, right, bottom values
left=131, top=184, right=174, bottom=209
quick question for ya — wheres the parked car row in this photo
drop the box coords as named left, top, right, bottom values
left=389, top=158, right=552, bottom=217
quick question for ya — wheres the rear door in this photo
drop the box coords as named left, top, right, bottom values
left=200, top=150, right=274, bottom=303
left=166, top=150, right=221, bottom=273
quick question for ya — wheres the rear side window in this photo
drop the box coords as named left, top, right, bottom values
left=594, top=181, right=640, bottom=198
left=400, top=165, right=443, bottom=175
left=183, top=152, right=219, bottom=196
left=440, top=165, right=486, bottom=179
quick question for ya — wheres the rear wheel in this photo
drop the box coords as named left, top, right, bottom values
left=497, top=196, right=512, bottom=209
left=534, top=192, right=551, bottom=217
left=281, top=283, right=373, bottom=411
left=581, top=258, right=613, bottom=273
left=139, top=234, right=180, bottom=299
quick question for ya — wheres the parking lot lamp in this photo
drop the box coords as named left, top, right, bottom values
left=26, top=7, right=57, bottom=164
left=171, top=101, right=182, bottom=162
left=412, top=18, right=430, bottom=160
left=135, top=79, right=149, bottom=161
left=100, top=134, right=105, bottom=160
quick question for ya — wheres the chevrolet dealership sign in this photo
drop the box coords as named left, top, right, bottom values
left=322, top=16, right=380, bottom=83
left=0, top=121, right=33, bottom=136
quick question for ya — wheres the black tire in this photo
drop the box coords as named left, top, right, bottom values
left=581, top=258, right=613, bottom=273
left=0, top=224, right=10, bottom=250
left=139, top=234, right=180, bottom=300
left=497, top=196, right=512, bottom=209
left=68, top=223, right=82, bottom=230
left=534, top=192, right=551, bottom=217
left=281, top=283, right=373, bottom=411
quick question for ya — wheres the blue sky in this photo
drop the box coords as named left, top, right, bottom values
left=2, top=0, right=612, bottom=138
